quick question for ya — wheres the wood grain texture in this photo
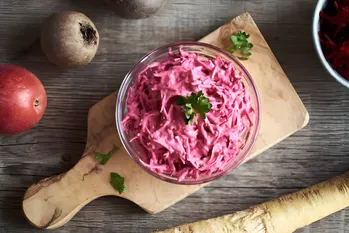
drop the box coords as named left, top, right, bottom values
left=21, top=12, right=308, bottom=230
left=22, top=92, right=204, bottom=229
left=0, top=0, right=348, bottom=233
left=200, top=13, right=309, bottom=158
left=155, top=171, right=349, bottom=233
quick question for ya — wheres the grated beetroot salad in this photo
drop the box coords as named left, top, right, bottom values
left=122, top=48, right=254, bottom=181
left=319, top=0, right=349, bottom=80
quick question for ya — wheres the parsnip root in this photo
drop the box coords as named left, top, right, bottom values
left=154, top=171, right=349, bottom=233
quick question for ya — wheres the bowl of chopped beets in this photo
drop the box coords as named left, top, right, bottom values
left=116, top=42, right=260, bottom=185
left=313, top=0, right=349, bottom=88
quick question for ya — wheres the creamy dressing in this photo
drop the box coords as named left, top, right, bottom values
left=122, top=48, right=254, bottom=181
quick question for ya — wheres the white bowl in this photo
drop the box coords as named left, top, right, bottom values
left=312, top=0, right=349, bottom=88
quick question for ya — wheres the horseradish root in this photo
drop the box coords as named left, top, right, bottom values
left=154, top=171, right=349, bottom=233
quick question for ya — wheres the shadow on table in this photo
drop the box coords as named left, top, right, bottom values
left=71, top=195, right=149, bottom=230
left=6, top=21, right=67, bottom=79
left=66, top=0, right=111, bottom=20
left=1, top=191, right=35, bottom=232
left=1, top=193, right=148, bottom=232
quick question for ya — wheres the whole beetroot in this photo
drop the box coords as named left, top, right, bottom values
left=40, top=11, right=99, bottom=68
left=105, top=0, right=171, bottom=19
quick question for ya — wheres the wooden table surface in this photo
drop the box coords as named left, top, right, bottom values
left=0, top=0, right=348, bottom=232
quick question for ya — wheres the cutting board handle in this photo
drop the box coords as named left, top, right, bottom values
left=22, top=152, right=112, bottom=229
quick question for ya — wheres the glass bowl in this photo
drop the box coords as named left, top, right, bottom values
left=116, top=41, right=260, bottom=185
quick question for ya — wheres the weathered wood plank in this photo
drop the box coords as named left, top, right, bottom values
left=0, top=0, right=348, bottom=232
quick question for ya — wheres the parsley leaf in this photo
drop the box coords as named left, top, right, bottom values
left=95, top=146, right=119, bottom=165
left=226, top=31, right=253, bottom=60
left=110, top=172, right=126, bottom=194
left=176, top=91, right=212, bottom=125
left=175, top=96, right=186, bottom=105
left=237, top=57, right=248, bottom=61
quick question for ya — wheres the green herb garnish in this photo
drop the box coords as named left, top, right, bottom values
left=95, top=146, right=119, bottom=165
left=226, top=31, right=253, bottom=60
left=176, top=91, right=212, bottom=125
left=110, top=172, right=126, bottom=194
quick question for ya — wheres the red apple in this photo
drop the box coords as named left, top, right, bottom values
left=0, top=65, right=47, bottom=135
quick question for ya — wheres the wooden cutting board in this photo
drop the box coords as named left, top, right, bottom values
left=22, top=13, right=309, bottom=229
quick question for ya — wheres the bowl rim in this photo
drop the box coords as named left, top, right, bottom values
left=312, top=0, right=349, bottom=88
left=115, top=41, right=261, bottom=185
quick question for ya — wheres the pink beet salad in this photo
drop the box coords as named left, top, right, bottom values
left=122, top=48, right=255, bottom=181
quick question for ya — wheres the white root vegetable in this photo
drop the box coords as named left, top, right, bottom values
left=154, top=171, right=349, bottom=233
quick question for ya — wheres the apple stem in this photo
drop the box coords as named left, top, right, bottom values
left=34, top=99, right=40, bottom=107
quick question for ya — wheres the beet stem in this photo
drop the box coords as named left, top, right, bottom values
left=79, top=23, right=98, bottom=45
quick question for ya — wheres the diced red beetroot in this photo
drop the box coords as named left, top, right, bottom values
left=319, top=0, right=349, bottom=81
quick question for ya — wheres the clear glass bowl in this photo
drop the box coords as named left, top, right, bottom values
left=116, top=42, right=260, bottom=185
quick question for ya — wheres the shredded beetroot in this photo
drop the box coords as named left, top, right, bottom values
left=319, top=0, right=349, bottom=80
left=122, top=48, right=254, bottom=181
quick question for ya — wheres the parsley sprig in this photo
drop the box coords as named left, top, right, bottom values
left=110, top=172, right=126, bottom=194
left=226, top=31, right=253, bottom=60
left=95, top=146, right=119, bottom=165
left=95, top=146, right=126, bottom=194
left=176, top=91, right=212, bottom=125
